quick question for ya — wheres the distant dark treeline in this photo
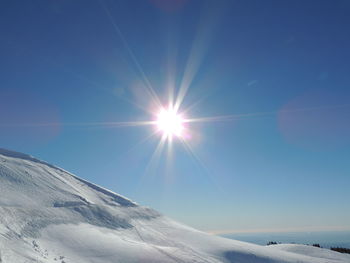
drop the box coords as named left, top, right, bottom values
left=330, top=247, right=350, bottom=254
left=266, top=242, right=350, bottom=254
left=267, top=241, right=278, bottom=246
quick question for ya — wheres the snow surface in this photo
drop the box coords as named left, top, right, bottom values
left=0, top=148, right=349, bottom=263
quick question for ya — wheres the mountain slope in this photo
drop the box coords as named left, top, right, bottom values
left=0, top=149, right=348, bottom=263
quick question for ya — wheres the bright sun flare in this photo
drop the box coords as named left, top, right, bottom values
left=156, top=109, right=184, bottom=138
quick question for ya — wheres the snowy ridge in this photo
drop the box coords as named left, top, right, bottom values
left=0, top=148, right=70, bottom=174
left=0, top=149, right=349, bottom=263
left=0, top=148, right=136, bottom=207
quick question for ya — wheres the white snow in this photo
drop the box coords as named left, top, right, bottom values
left=0, top=148, right=349, bottom=263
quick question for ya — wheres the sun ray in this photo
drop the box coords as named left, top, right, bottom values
left=165, top=44, right=177, bottom=111
left=164, top=135, right=174, bottom=180
left=55, top=63, right=155, bottom=115
left=174, top=2, right=221, bottom=113
left=119, top=130, right=160, bottom=159
left=132, top=134, right=167, bottom=195
left=5, top=103, right=348, bottom=130
left=101, top=0, right=162, bottom=109
left=181, top=94, right=211, bottom=116
left=0, top=120, right=156, bottom=128
left=179, top=137, right=225, bottom=194
left=144, top=134, right=167, bottom=177
left=184, top=103, right=350, bottom=124
left=127, top=133, right=168, bottom=196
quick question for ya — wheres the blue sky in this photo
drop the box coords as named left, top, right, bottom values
left=1, top=0, right=350, bottom=233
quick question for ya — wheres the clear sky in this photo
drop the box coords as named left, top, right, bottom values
left=1, top=0, right=350, bottom=234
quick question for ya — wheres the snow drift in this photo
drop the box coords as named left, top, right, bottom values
left=0, top=148, right=349, bottom=263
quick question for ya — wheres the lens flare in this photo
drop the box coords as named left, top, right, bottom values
left=156, top=108, right=184, bottom=138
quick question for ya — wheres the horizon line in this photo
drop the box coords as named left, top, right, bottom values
left=207, top=226, right=350, bottom=235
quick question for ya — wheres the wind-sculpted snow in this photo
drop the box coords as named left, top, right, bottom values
left=0, top=149, right=349, bottom=263
left=0, top=148, right=136, bottom=208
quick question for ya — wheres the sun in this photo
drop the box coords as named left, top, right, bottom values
left=156, top=108, right=184, bottom=138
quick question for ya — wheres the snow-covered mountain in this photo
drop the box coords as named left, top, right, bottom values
left=0, top=149, right=349, bottom=263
